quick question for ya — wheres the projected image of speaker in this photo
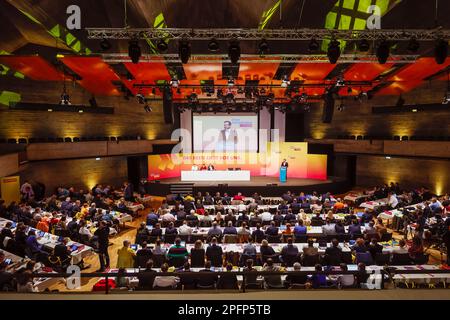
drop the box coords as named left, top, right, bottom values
left=322, top=92, right=335, bottom=123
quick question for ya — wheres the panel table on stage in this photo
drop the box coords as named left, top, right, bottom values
left=181, top=170, right=251, bottom=181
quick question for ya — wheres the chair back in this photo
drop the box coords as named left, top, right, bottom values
left=391, top=253, right=412, bottom=265
left=355, top=252, right=374, bottom=265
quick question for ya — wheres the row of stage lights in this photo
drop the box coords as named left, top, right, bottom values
left=96, top=37, right=449, bottom=65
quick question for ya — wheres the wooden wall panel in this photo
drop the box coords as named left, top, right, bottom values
left=18, top=156, right=129, bottom=195
left=304, top=81, right=450, bottom=139
left=356, top=155, right=450, bottom=195
left=0, top=153, right=19, bottom=177
left=0, top=78, right=174, bottom=140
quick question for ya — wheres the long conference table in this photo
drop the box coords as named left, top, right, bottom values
left=102, top=264, right=450, bottom=290
left=181, top=170, right=251, bottom=181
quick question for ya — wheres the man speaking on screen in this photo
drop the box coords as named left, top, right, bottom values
left=217, top=120, right=238, bottom=151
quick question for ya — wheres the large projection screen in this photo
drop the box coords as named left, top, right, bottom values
left=192, top=113, right=259, bottom=152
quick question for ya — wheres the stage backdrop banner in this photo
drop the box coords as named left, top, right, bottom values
left=147, top=142, right=327, bottom=181
left=0, top=176, right=20, bottom=205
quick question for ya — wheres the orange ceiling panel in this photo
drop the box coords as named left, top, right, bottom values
left=0, top=55, right=64, bottom=81
left=182, top=63, right=223, bottom=81
left=291, top=63, right=336, bottom=80
left=238, top=62, right=279, bottom=83
left=344, top=63, right=394, bottom=81
left=124, top=62, right=170, bottom=82
left=388, top=57, right=450, bottom=82
left=60, top=56, right=121, bottom=96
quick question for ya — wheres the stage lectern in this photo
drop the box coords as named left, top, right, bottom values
left=279, top=166, right=287, bottom=183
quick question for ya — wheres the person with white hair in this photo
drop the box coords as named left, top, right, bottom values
left=161, top=209, right=176, bottom=222
left=178, top=220, right=192, bottom=235
left=284, top=262, right=308, bottom=287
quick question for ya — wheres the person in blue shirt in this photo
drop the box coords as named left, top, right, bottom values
left=294, top=219, right=307, bottom=236
left=146, top=211, right=159, bottom=226
left=308, top=264, right=328, bottom=288
left=223, top=221, right=237, bottom=235
left=101, top=210, right=113, bottom=222
left=25, top=230, right=43, bottom=256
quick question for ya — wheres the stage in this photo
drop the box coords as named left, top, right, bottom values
left=147, top=176, right=351, bottom=197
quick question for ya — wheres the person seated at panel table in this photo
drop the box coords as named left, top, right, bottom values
left=374, top=217, right=387, bottom=238
left=294, top=219, right=307, bottom=236
left=223, top=221, right=238, bottom=235
left=334, top=220, right=346, bottom=234
left=322, top=218, right=337, bottom=236
left=152, top=239, right=167, bottom=256
left=165, top=222, right=178, bottom=236
left=284, top=262, right=308, bottom=288
left=150, top=223, right=163, bottom=237
left=282, top=223, right=293, bottom=236
left=310, top=211, right=324, bottom=226
left=302, top=238, right=319, bottom=258
left=222, top=193, right=232, bottom=205
left=161, top=209, right=176, bottom=223
left=217, top=263, right=238, bottom=290
left=237, top=211, right=250, bottom=226
left=191, top=164, right=199, bottom=171
left=205, top=238, right=223, bottom=268
left=203, top=192, right=214, bottom=205
left=251, top=223, right=265, bottom=243
left=233, top=192, right=244, bottom=202
left=273, top=211, right=284, bottom=226
left=351, top=238, right=368, bottom=254
left=200, top=163, right=207, bottom=171
left=137, top=259, right=157, bottom=290
left=284, top=209, right=297, bottom=224
left=265, top=221, right=279, bottom=236
left=153, top=263, right=180, bottom=289
left=307, top=264, right=328, bottom=289
left=207, top=222, right=223, bottom=239
left=262, top=258, right=283, bottom=289
left=207, top=163, right=215, bottom=171
left=178, top=220, right=193, bottom=236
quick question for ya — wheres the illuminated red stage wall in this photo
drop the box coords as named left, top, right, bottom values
left=148, top=142, right=327, bottom=181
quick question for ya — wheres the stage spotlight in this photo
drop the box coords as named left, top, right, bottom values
left=179, top=40, right=191, bottom=64
left=281, top=75, right=290, bottom=88
left=357, top=39, right=370, bottom=52
left=208, top=38, right=220, bottom=52
left=187, top=92, right=198, bottom=104
left=442, top=92, right=450, bottom=104
left=258, top=39, right=269, bottom=56
left=136, top=93, right=146, bottom=104
left=434, top=39, right=448, bottom=65
left=60, top=91, right=71, bottom=105
left=336, top=75, right=345, bottom=87
left=407, top=38, right=420, bottom=53
left=156, top=39, right=168, bottom=52
left=228, top=41, right=241, bottom=64
left=100, top=38, right=111, bottom=51
left=308, top=39, right=319, bottom=52
left=128, top=40, right=141, bottom=64
left=170, top=76, right=180, bottom=88
left=376, top=41, right=390, bottom=64
left=144, top=104, right=152, bottom=112
left=327, top=39, right=341, bottom=64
